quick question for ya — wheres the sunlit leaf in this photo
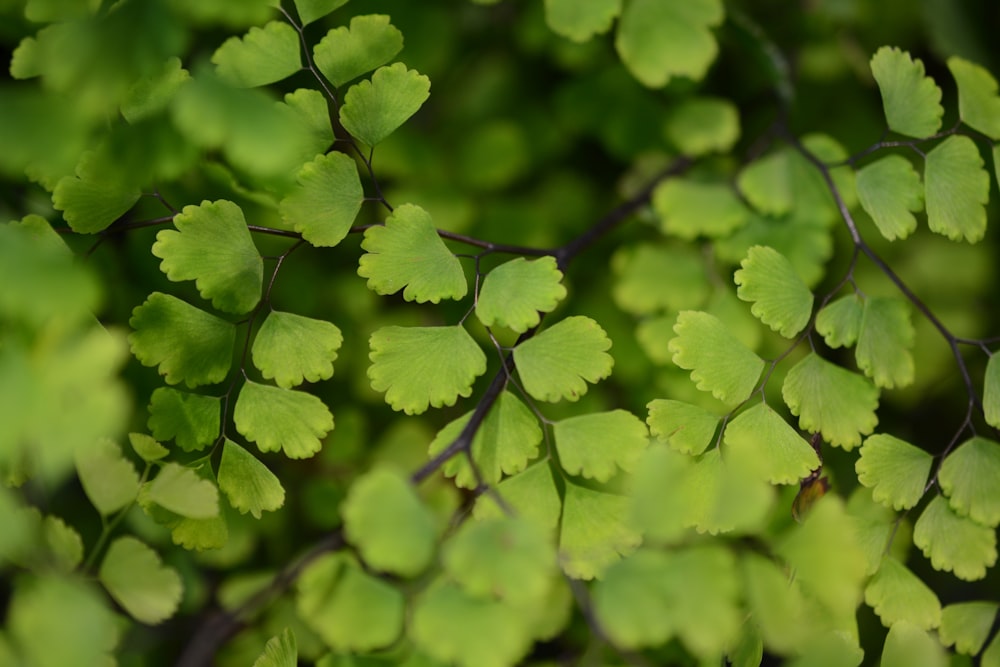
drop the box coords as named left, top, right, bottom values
left=913, top=495, right=997, bottom=581
left=611, top=243, right=710, bottom=315
left=856, top=155, right=923, bottom=241
left=252, top=311, right=343, bottom=389
left=212, top=21, right=301, bottom=87
left=252, top=628, right=297, bottom=667
left=129, top=432, right=169, bottom=462
left=218, top=439, right=285, bottom=519
left=280, top=152, right=364, bottom=248
left=75, top=438, right=140, bottom=516
left=544, top=0, right=621, bottom=42
left=147, top=387, right=221, bottom=452
left=339, top=63, right=430, bottom=147
left=42, top=514, right=83, bottom=572
left=938, top=436, right=1000, bottom=527
left=664, top=96, right=740, bottom=156
left=513, top=316, right=614, bottom=402
left=855, top=297, right=914, bottom=389
left=939, top=602, right=999, bottom=655
left=646, top=399, right=720, bottom=456
left=855, top=434, right=932, bottom=510
left=947, top=57, right=1000, bottom=139
left=669, top=310, right=764, bottom=407
left=475, top=257, right=566, bottom=333
left=313, top=14, right=403, bottom=88
left=924, top=135, right=989, bottom=243
left=724, top=403, right=819, bottom=485
left=734, top=245, right=814, bottom=338
left=473, top=461, right=562, bottom=534
left=234, top=380, right=333, bottom=459
left=146, top=463, right=219, bottom=520
left=880, top=622, right=947, bottom=667
left=99, top=536, right=183, bottom=624
left=869, top=46, right=943, bottom=137
left=560, top=482, right=640, bottom=580
left=652, top=179, right=747, bottom=240
left=553, top=410, right=648, bottom=482
left=815, top=294, right=864, bottom=349
left=864, top=557, right=941, bottom=630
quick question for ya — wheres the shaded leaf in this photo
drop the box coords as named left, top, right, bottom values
left=212, top=21, right=301, bottom=87
left=147, top=463, right=219, bottom=519
left=856, top=434, right=932, bottom=510
left=864, top=557, right=941, bottom=630
left=147, top=387, right=221, bottom=452
left=856, top=296, right=915, bottom=389
left=234, top=380, right=333, bottom=459
left=948, top=57, right=1000, bottom=139
left=924, top=135, right=989, bottom=243
left=52, top=151, right=141, bottom=234
left=544, top=0, right=621, bottom=42
left=293, top=0, right=348, bottom=26
left=475, top=257, right=566, bottom=333
left=339, top=63, right=430, bottom=146
left=724, top=403, right=819, bottom=485
left=646, top=399, right=720, bottom=456
left=560, top=482, right=640, bottom=579
left=514, top=316, right=614, bottom=402
left=985, top=353, right=1000, bottom=428
left=664, top=96, right=740, bottom=156
left=218, top=439, right=285, bottom=519
left=252, top=628, right=297, bottom=667
left=669, top=310, right=764, bottom=407
left=939, top=601, right=998, bottom=655
left=938, top=436, right=1000, bottom=526
left=251, top=311, right=343, bottom=389
left=856, top=155, right=923, bottom=241
left=75, top=437, right=140, bottom=516
left=554, top=410, right=648, bottom=482
left=737, top=151, right=792, bottom=216
left=99, top=536, right=182, bottom=624
left=611, top=243, right=709, bottom=315
left=280, top=152, right=364, bottom=248
left=815, top=293, right=864, bottom=349
left=473, top=461, right=562, bottom=534
left=313, top=15, right=403, bottom=88
left=870, top=46, right=943, bottom=137
left=652, top=179, right=747, bottom=240
left=913, top=495, right=997, bottom=581
left=734, top=245, right=814, bottom=338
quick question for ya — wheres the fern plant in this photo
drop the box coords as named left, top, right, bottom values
left=1, top=1, right=1000, bottom=666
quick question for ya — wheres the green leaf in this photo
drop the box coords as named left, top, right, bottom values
left=864, top=557, right=941, bottom=630
left=513, top=316, right=614, bottom=402
left=428, top=390, right=542, bottom=489
left=855, top=297, right=914, bottom=389
left=652, top=179, right=747, bottom=240
left=339, top=63, right=430, bottom=146
left=869, top=46, right=943, bottom=137
left=985, top=353, right=1000, bottom=428
left=880, top=621, right=947, bottom=667
left=611, top=243, right=710, bottom=315
left=129, top=432, right=169, bottom=462
left=855, top=434, right=932, bottom=510
left=368, top=325, right=486, bottom=415
left=473, top=461, right=562, bottom=534
left=342, top=467, right=436, bottom=577
left=559, top=482, right=640, bottom=579
left=913, top=495, right=997, bottom=581
left=251, top=311, right=343, bottom=389
left=169, top=515, right=228, bottom=551
left=252, top=628, right=297, bottom=667
left=737, top=151, right=792, bottom=216
left=99, top=536, right=183, bottom=624
left=668, top=310, right=764, bottom=407
left=782, top=353, right=878, bottom=451
left=218, top=439, right=285, bottom=519
left=129, top=293, right=235, bottom=388
left=948, top=57, right=1000, bottom=139
left=152, top=200, right=263, bottom=314
left=52, top=151, right=142, bottom=233
left=734, top=245, right=814, bottom=338
left=938, top=436, right=1000, bottom=526
left=985, top=632, right=1000, bottom=667
left=856, top=155, right=924, bottom=241
left=280, top=152, right=365, bottom=248
left=234, top=380, right=334, bottom=459
left=294, top=0, right=348, bottom=26
left=358, top=203, right=467, bottom=303
left=614, top=0, right=723, bottom=87
left=939, top=602, right=998, bottom=654
left=147, top=463, right=219, bottom=519
left=475, top=257, right=567, bottom=333
left=741, top=553, right=820, bottom=655
left=544, top=0, right=621, bottom=41
left=664, top=96, right=740, bottom=156
left=121, top=56, right=191, bottom=123
left=212, top=21, right=301, bottom=87
left=75, top=437, right=140, bottom=515
left=724, top=403, right=819, bottom=485
left=147, top=387, right=221, bottom=451
left=924, top=135, right=990, bottom=243
left=42, top=515, right=84, bottom=572
left=646, top=399, right=720, bottom=456
left=847, top=486, right=907, bottom=575
left=815, top=294, right=864, bottom=348
left=281, top=88, right=335, bottom=165
left=554, top=410, right=648, bottom=482
left=313, top=15, right=403, bottom=88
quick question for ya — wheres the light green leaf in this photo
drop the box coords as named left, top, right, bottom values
left=122, top=57, right=191, bottom=123
left=473, top=462, right=562, bottom=534
left=280, top=152, right=364, bottom=248
left=614, top=0, right=723, bottom=87
left=147, top=387, right=221, bottom=451
left=652, top=179, right=747, bottom=240
left=554, top=410, right=648, bottom=482
left=869, top=46, right=943, bottom=137
left=513, top=316, right=614, bottom=402
left=646, top=399, right=719, bottom=456
left=152, top=200, right=263, bottom=314
left=940, top=602, right=998, bottom=654
left=251, top=311, right=343, bottom=389
left=782, top=354, right=879, bottom=451
left=938, top=436, right=1000, bottom=527
left=668, top=310, right=764, bottom=407
left=52, top=151, right=142, bottom=234
left=880, top=621, right=947, bottom=667
left=43, top=515, right=83, bottom=572
left=358, top=203, right=467, bottom=303
left=590, top=550, right=673, bottom=649
left=924, top=135, right=990, bottom=242
left=985, top=631, right=1000, bottom=667
left=913, top=495, right=997, bottom=581
left=734, top=245, right=814, bottom=338
left=847, top=487, right=907, bottom=575
left=428, top=390, right=542, bottom=489
left=856, top=434, right=932, bottom=510
left=724, top=403, right=819, bottom=485
left=313, top=15, right=403, bottom=88
left=129, top=432, right=169, bottom=462
left=611, top=243, right=710, bottom=315
left=475, top=257, right=567, bottom=333
left=339, top=62, right=430, bottom=146
left=816, top=294, right=864, bottom=348
left=741, top=552, right=810, bottom=654
left=169, top=515, right=228, bottom=551
left=856, top=297, right=914, bottom=389
left=544, top=0, right=620, bottom=41
left=737, top=151, right=792, bottom=216
left=129, top=293, right=235, bottom=388
left=559, top=482, right=640, bottom=580
left=252, top=628, right=297, bottom=667
left=368, top=325, right=486, bottom=415
left=864, top=557, right=941, bottom=630
left=664, top=96, right=740, bottom=156
left=99, top=536, right=183, bottom=624
left=294, top=0, right=348, bottom=26
left=342, top=467, right=436, bottom=577
left=948, top=57, right=1000, bottom=139
left=147, top=463, right=219, bottom=519
left=281, top=88, right=335, bottom=165
left=75, top=437, right=140, bottom=515
left=856, top=155, right=923, bottom=241
left=234, top=380, right=333, bottom=459
left=212, top=21, right=301, bottom=87
left=218, top=439, right=285, bottom=519
left=985, top=353, right=1000, bottom=428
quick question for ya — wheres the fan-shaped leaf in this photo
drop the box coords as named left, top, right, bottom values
left=939, top=602, right=998, bottom=655
left=147, top=388, right=220, bottom=452
left=281, top=88, right=335, bottom=165
left=948, top=57, right=1000, bottom=139
left=880, top=621, right=947, bottom=667
left=152, top=200, right=263, bottom=314
left=545, top=0, right=620, bottom=41
left=473, top=461, right=562, bottom=533
left=368, top=325, right=486, bottom=415
left=342, top=467, right=436, bottom=577
left=856, top=296, right=914, bottom=389
left=513, top=316, right=614, bottom=402
left=99, top=536, right=182, bottom=624
left=129, top=432, right=169, bottom=462
left=234, top=380, right=333, bottom=459
left=339, top=63, right=430, bottom=147
left=611, top=243, right=709, bottom=315
left=664, top=97, right=740, bottom=156
left=737, top=151, right=792, bottom=216
left=358, top=203, right=467, bottom=303
left=938, top=436, right=1000, bottom=527
left=782, top=353, right=879, bottom=450
left=734, top=245, right=814, bottom=337
left=913, top=495, right=997, bottom=581
left=856, top=434, right=932, bottom=510
left=668, top=310, right=764, bottom=407
left=147, top=463, right=219, bottom=519
left=924, top=135, right=990, bottom=242
left=864, top=557, right=941, bottom=630
left=724, top=403, right=819, bottom=485
left=554, top=410, right=648, bottom=482
left=591, top=550, right=674, bottom=648
left=212, top=21, right=301, bottom=87
left=75, top=438, right=140, bottom=516
left=986, top=353, right=1000, bottom=428
left=475, top=257, right=566, bottom=333
left=280, top=152, right=364, bottom=248
left=646, top=399, right=719, bottom=455
left=313, top=15, right=403, bottom=88
left=856, top=155, right=923, bottom=241
left=129, top=293, right=235, bottom=388
left=252, top=628, right=297, bottom=667
left=51, top=149, right=142, bottom=234
left=294, top=0, right=348, bottom=26
left=218, top=439, right=285, bottom=519
left=251, top=311, right=343, bottom=389
left=652, top=179, right=747, bottom=240
left=560, top=482, right=640, bottom=580
left=869, top=46, right=943, bottom=137
left=815, top=294, right=864, bottom=348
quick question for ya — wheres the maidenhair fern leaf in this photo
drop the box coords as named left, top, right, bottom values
left=664, top=97, right=740, bottom=156
left=280, top=152, right=364, bottom=248
left=312, top=15, right=403, bottom=88
left=947, top=57, right=1000, bottom=139
left=147, top=388, right=220, bottom=452
left=734, top=245, right=814, bottom=338
left=652, top=179, right=747, bottom=240
left=864, top=557, right=942, bottom=630
left=251, top=311, right=343, bottom=389
left=913, top=495, right=997, bottom=581
left=815, top=293, right=864, bottom=349
left=513, top=316, right=613, bottom=402
left=740, top=553, right=810, bottom=654
left=146, top=463, right=219, bottom=519
left=281, top=89, right=335, bottom=165
left=217, top=439, right=285, bottom=519
left=611, top=243, right=710, bottom=315
left=212, top=22, right=301, bottom=88
left=880, top=621, right=947, bottom=667
left=293, top=0, right=348, bottom=26
left=52, top=151, right=142, bottom=234
left=252, top=628, right=297, bottom=667
left=938, top=436, right=1000, bottom=527
left=591, top=550, right=674, bottom=648
left=924, top=135, right=990, bottom=243
left=475, top=257, right=566, bottom=333
left=939, top=602, right=999, bottom=655
left=855, top=155, right=923, bottom=241
left=724, top=403, right=819, bottom=485
left=560, top=483, right=640, bottom=580
left=544, top=0, right=621, bottom=42
left=736, top=151, right=792, bottom=216
left=234, top=381, right=333, bottom=459
left=99, top=537, right=182, bottom=625
left=339, top=63, right=430, bottom=147
left=473, top=461, right=562, bottom=533
left=986, top=353, right=1000, bottom=428
left=74, top=438, right=140, bottom=516
left=855, top=296, right=914, bottom=389
left=368, top=325, right=486, bottom=415
left=128, top=433, right=169, bottom=462
left=646, top=399, right=720, bottom=455
left=869, top=46, right=943, bottom=137
left=855, top=434, right=932, bottom=510
left=553, top=410, right=648, bottom=482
